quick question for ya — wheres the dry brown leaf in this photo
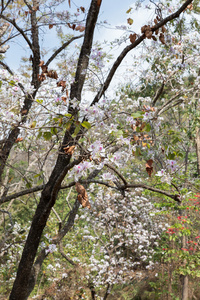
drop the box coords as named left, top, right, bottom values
left=129, top=33, right=137, bottom=44
left=47, top=70, right=58, bottom=79
left=38, top=60, right=44, bottom=67
left=61, top=96, right=67, bottom=103
left=80, top=6, right=85, bottom=13
left=21, top=109, right=27, bottom=114
left=41, top=65, right=48, bottom=73
left=145, top=30, right=152, bottom=39
left=32, top=6, right=39, bottom=11
left=159, top=33, right=165, bottom=44
left=63, top=145, right=75, bottom=155
left=49, top=24, right=54, bottom=29
left=141, top=25, right=151, bottom=34
left=77, top=194, right=83, bottom=204
left=76, top=182, right=91, bottom=209
left=57, top=80, right=66, bottom=91
left=146, top=159, right=153, bottom=177
left=187, top=4, right=193, bottom=10
left=68, top=0, right=71, bottom=8
left=75, top=25, right=85, bottom=32
left=143, top=105, right=155, bottom=112
left=75, top=182, right=86, bottom=196
left=15, top=137, right=23, bottom=143
left=38, top=73, right=46, bottom=82
left=97, top=0, right=102, bottom=7
left=133, top=135, right=139, bottom=141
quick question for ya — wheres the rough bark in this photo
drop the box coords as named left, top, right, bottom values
left=0, top=0, right=40, bottom=184
left=26, top=168, right=100, bottom=297
left=181, top=275, right=189, bottom=300
left=9, top=1, right=102, bottom=299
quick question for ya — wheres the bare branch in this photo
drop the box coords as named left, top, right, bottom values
left=0, top=15, right=32, bottom=50
left=155, top=93, right=183, bottom=116
left=105, top=163, right=127, bottom=186
left=0, top=209, right=14, bottom=226
left=124, top=183, right=181, bottom=203
left=91, top=0, right=193, bottom=105
left=70, top=0, right=102, bottom=102
left=152, top=82, right=165, bottom=106
left=58, top=241, right=77, bottom=266
left=46, top=34, right=84, bottom=67
left=0, top=60, right=13, bottom=75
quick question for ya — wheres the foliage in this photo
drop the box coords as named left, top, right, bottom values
left=1, top=0, right=200, bottom=299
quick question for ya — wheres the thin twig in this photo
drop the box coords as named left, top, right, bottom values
left=0, top=14, right=32, bottom=50
left=46, top=34, right=84, bottom=66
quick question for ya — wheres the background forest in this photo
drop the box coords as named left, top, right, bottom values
left=0, top=0, right=200, bottom=299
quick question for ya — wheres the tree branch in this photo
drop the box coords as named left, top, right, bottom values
left=124, top=183, right=181, bottom=202
left=58, top=241, right=77, bottom=266
left=70, top=0, right=102, bottom=102
left=152, top=82, right=165, bottom=106
left=46, top=34, right=84, bottom=67
left=0, top=60, right=13, bottom=75
left=91, top=0, right=193, bottom=106
left=0, top=15, right=32, bottom=50
left=105, top=163, right=127, bottom=186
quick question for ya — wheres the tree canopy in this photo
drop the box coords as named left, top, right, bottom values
left=1, top=0, right=200, bottom=299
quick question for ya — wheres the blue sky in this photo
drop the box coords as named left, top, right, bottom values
left=4, top=1, right=153, bottom=71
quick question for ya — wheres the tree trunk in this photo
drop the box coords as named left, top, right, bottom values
left=9, top=129, right=77, bottom=299
left=181, top=228, right=189, bottom=300
left=196, top=127, right=200, bottom=176
left=181, top=275, right=189, bottom=300
left=9, top=1, right=101, bottom=298
left=0, top=0, right=40, bottom=184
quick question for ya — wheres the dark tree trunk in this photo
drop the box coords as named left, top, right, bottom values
left=9, top=1, right=101, bottom=299
left=0, top=0, right=40, bottom=184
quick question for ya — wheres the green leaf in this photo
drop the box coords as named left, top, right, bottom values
left=81, top=121, right=91, bottom=129
left=36, top=99, right=43, bottom=104
left=30, top=121, right=36, bottom=128
left=37, top=131, right=42, bottom=139
left=131, top=111, right=144, bottom=118
left=9, top=80, right=15, bottom=86
left=115, top=129, right=123, bottom=138
left=43, top=132, right=52, bottom=141
left=64, top=121, right=72, bottom=130
left=72, top=125, right=81, bottom=137
left=167, top=152, right=175, bottom=159
left=135, top=147, right=141, bottom=156
left=51, top=127, right=58, bottom=135
left=34, top=171, right=43, bottom=178
left=65, top=113, right=72, bottom=118
left=26, top=182, right=32, bottom=188
left=144, top=123, right=151, bottom=132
